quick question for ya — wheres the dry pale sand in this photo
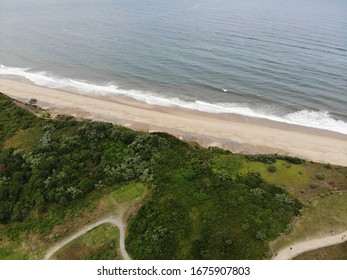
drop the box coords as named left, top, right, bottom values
left=1, top=78, right=347, bottom=166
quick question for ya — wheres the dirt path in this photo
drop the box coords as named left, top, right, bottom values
left=44, top=217, right=130, bottom=260
left=274, top=230, right=347, bottom=260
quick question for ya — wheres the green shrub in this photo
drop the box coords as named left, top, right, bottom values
left=40, top=111, right=51, bottom=118
left=246, top=154, right=276, bottom=164
left=208, top=146, right=232, bottom=155
left=276, top=155, right=305, bottom=164
left=310, top=183, right=319, bottom=189
left=315, top=172, right=326, bottom=180
left=324, top=163, right=332, bottom=169
left=267, top=165, right=277, bottom=173
left=28, top=98, right=37, bottom=105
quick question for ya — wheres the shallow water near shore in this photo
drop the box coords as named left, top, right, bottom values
left=0, top=0, right=346, bottom=134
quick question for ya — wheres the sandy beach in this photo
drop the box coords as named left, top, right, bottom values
left=1, top=78, right=346, bottom=166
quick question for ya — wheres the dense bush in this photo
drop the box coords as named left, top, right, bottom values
left=246, top=154, right=305, bottom=165
left=246, top=154, right=276, bottom=164
left=127, top=155, right=301, bottom=260
left=276, top=155, right=305, bottom=164
left=0, top=94, right=170, bottom=222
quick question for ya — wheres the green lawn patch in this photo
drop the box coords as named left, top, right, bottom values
left=243, top=160, right=310, bottom=198
left=242, top=160, right=347, bottom=202
left=111, top=183, right=146, bottom=204
left=210, top=154, right=244, bottom=179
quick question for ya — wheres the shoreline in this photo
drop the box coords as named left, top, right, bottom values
left=1, top=77, right=347, bottom=166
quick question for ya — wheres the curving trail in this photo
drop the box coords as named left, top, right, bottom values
left=274, top=230, right=347, bottom=260
left=44, top=217, right=130, bottom=260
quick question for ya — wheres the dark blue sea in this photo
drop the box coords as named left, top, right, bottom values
left=1, top=0, right=347, bottom=134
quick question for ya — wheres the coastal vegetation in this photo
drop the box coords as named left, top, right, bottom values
left=0, top=92, right=346, bottom=259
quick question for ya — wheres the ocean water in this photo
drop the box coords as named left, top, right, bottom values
left=0, top=0, right=347, bottom=134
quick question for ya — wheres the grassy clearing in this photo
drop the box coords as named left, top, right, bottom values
left=243, top=160, right=347, bottom=202
left=52, top=223, right=120, bottom=260
left=210, top=154, right=244, bottom=179
left=294, top=241, right=347, bottom=260
left=3, top=126, right=43, bottom=152
left=271, top=192, right=347, bottom=253
left=111, top=183, right=146, bottom=205
left=245, top=160, right=309, bottom=186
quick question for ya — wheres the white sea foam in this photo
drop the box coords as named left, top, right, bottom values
left=283, top=110, right=347, bottom=134
left=1, top=64, right=347, bottom=135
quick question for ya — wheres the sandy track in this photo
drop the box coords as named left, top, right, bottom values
left=274, top=230, right=347, bottom=260
left=44, top=217, right=130, bottom=260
